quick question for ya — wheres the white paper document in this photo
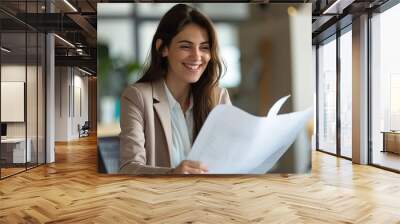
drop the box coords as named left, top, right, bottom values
left=187, top=95, right=313, bottom=174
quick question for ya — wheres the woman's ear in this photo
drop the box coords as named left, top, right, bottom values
left=156, top=38, right=168, bottom=57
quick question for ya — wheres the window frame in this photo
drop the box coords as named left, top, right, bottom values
left=315, top=23, right=353, bottom=161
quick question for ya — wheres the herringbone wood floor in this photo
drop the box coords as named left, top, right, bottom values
left=1, top=135, right=400, bottom=223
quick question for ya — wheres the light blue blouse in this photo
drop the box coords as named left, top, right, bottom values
left=163, top=81, right=194, bottom=168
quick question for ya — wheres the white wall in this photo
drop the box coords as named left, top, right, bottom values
left=55, top=67, right=89, bottom=141
left=72, top=73, right=89, bottom=138
left=55, top=67, right=69, bottom=141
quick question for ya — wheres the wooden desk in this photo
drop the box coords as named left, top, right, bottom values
left=1, top=138, right=31, bottom=163
left=381, top=131, right=400, bottom=154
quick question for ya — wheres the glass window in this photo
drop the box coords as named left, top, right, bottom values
left=137, top=3, right=183, bottom=17
left=371, top=3, right=400, bottom=171
left=97, top=19, right=135, bottom=60
left=199, top=3, right=249, bottom=20
left=318, top=37, right=337, bottom=155
left=390, top=74, right=400, bottom=130
left=215, top=23, right=241, bottom=88
left=339, top=29, right=352, bottom=158
left=1, top=30, right=28, bottom=178
left=97, top=3, right=134, bottom=16
left=138, top=22, right=158, bottom=64
left=0, top=1, right=46, bottom=179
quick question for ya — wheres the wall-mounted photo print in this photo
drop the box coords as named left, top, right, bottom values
left=97, top=3, right=313, bottom=175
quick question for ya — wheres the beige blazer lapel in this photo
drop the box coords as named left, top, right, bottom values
left=152, top=79, right=173, bottom=161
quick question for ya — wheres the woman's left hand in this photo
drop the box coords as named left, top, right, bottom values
left=171, top=160, right=208, bottom=174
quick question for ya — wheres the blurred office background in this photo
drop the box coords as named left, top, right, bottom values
left=97, top=3, right=313, bottom=174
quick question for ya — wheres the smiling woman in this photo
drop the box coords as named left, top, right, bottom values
left=119, top=4, right=231, bottom=175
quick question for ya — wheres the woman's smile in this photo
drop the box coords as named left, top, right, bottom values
left=182, top=62, right=203, bottom=72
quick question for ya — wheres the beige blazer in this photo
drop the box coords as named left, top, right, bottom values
left=119, top=78, right=231, bottom=174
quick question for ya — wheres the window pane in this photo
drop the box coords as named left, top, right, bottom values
left=97, top=19, right=135, bottom=60
left=390, top=74, right=400, bottom=130
left=215, top=23, right=241, bottom=88
left=137, top=3, right=182, bottom=17
left=371, top=3, right=400, bottom=171
left=98, top=3, right=134, bottom=16
left=340, top=29, right=352, bottom=158
left=199, top=3, right=249, bottom=20
left=318, top=37, right=337, bottom=154
left=1, top=31, right=27, bottom=177
left=138, top=22, right=158, bottom=64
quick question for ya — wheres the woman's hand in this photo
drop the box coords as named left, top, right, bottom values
left=171, top=160, right=208, bottom=174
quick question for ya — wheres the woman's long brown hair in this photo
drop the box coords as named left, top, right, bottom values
left=138, top=4, right=224, bottom=140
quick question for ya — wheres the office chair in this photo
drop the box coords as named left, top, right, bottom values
left=78, top=121, right=90, bottom=138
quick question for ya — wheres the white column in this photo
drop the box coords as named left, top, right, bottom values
left=46, top=33, right=55, bottom=163
left=45, top=0, right=55, bottom=163
left=352, top=14, right=369, bottom=164
left=289, top=3, right=313, bottom=173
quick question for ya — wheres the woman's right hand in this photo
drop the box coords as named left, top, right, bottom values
left=171, top=160, right=208, bottom=174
